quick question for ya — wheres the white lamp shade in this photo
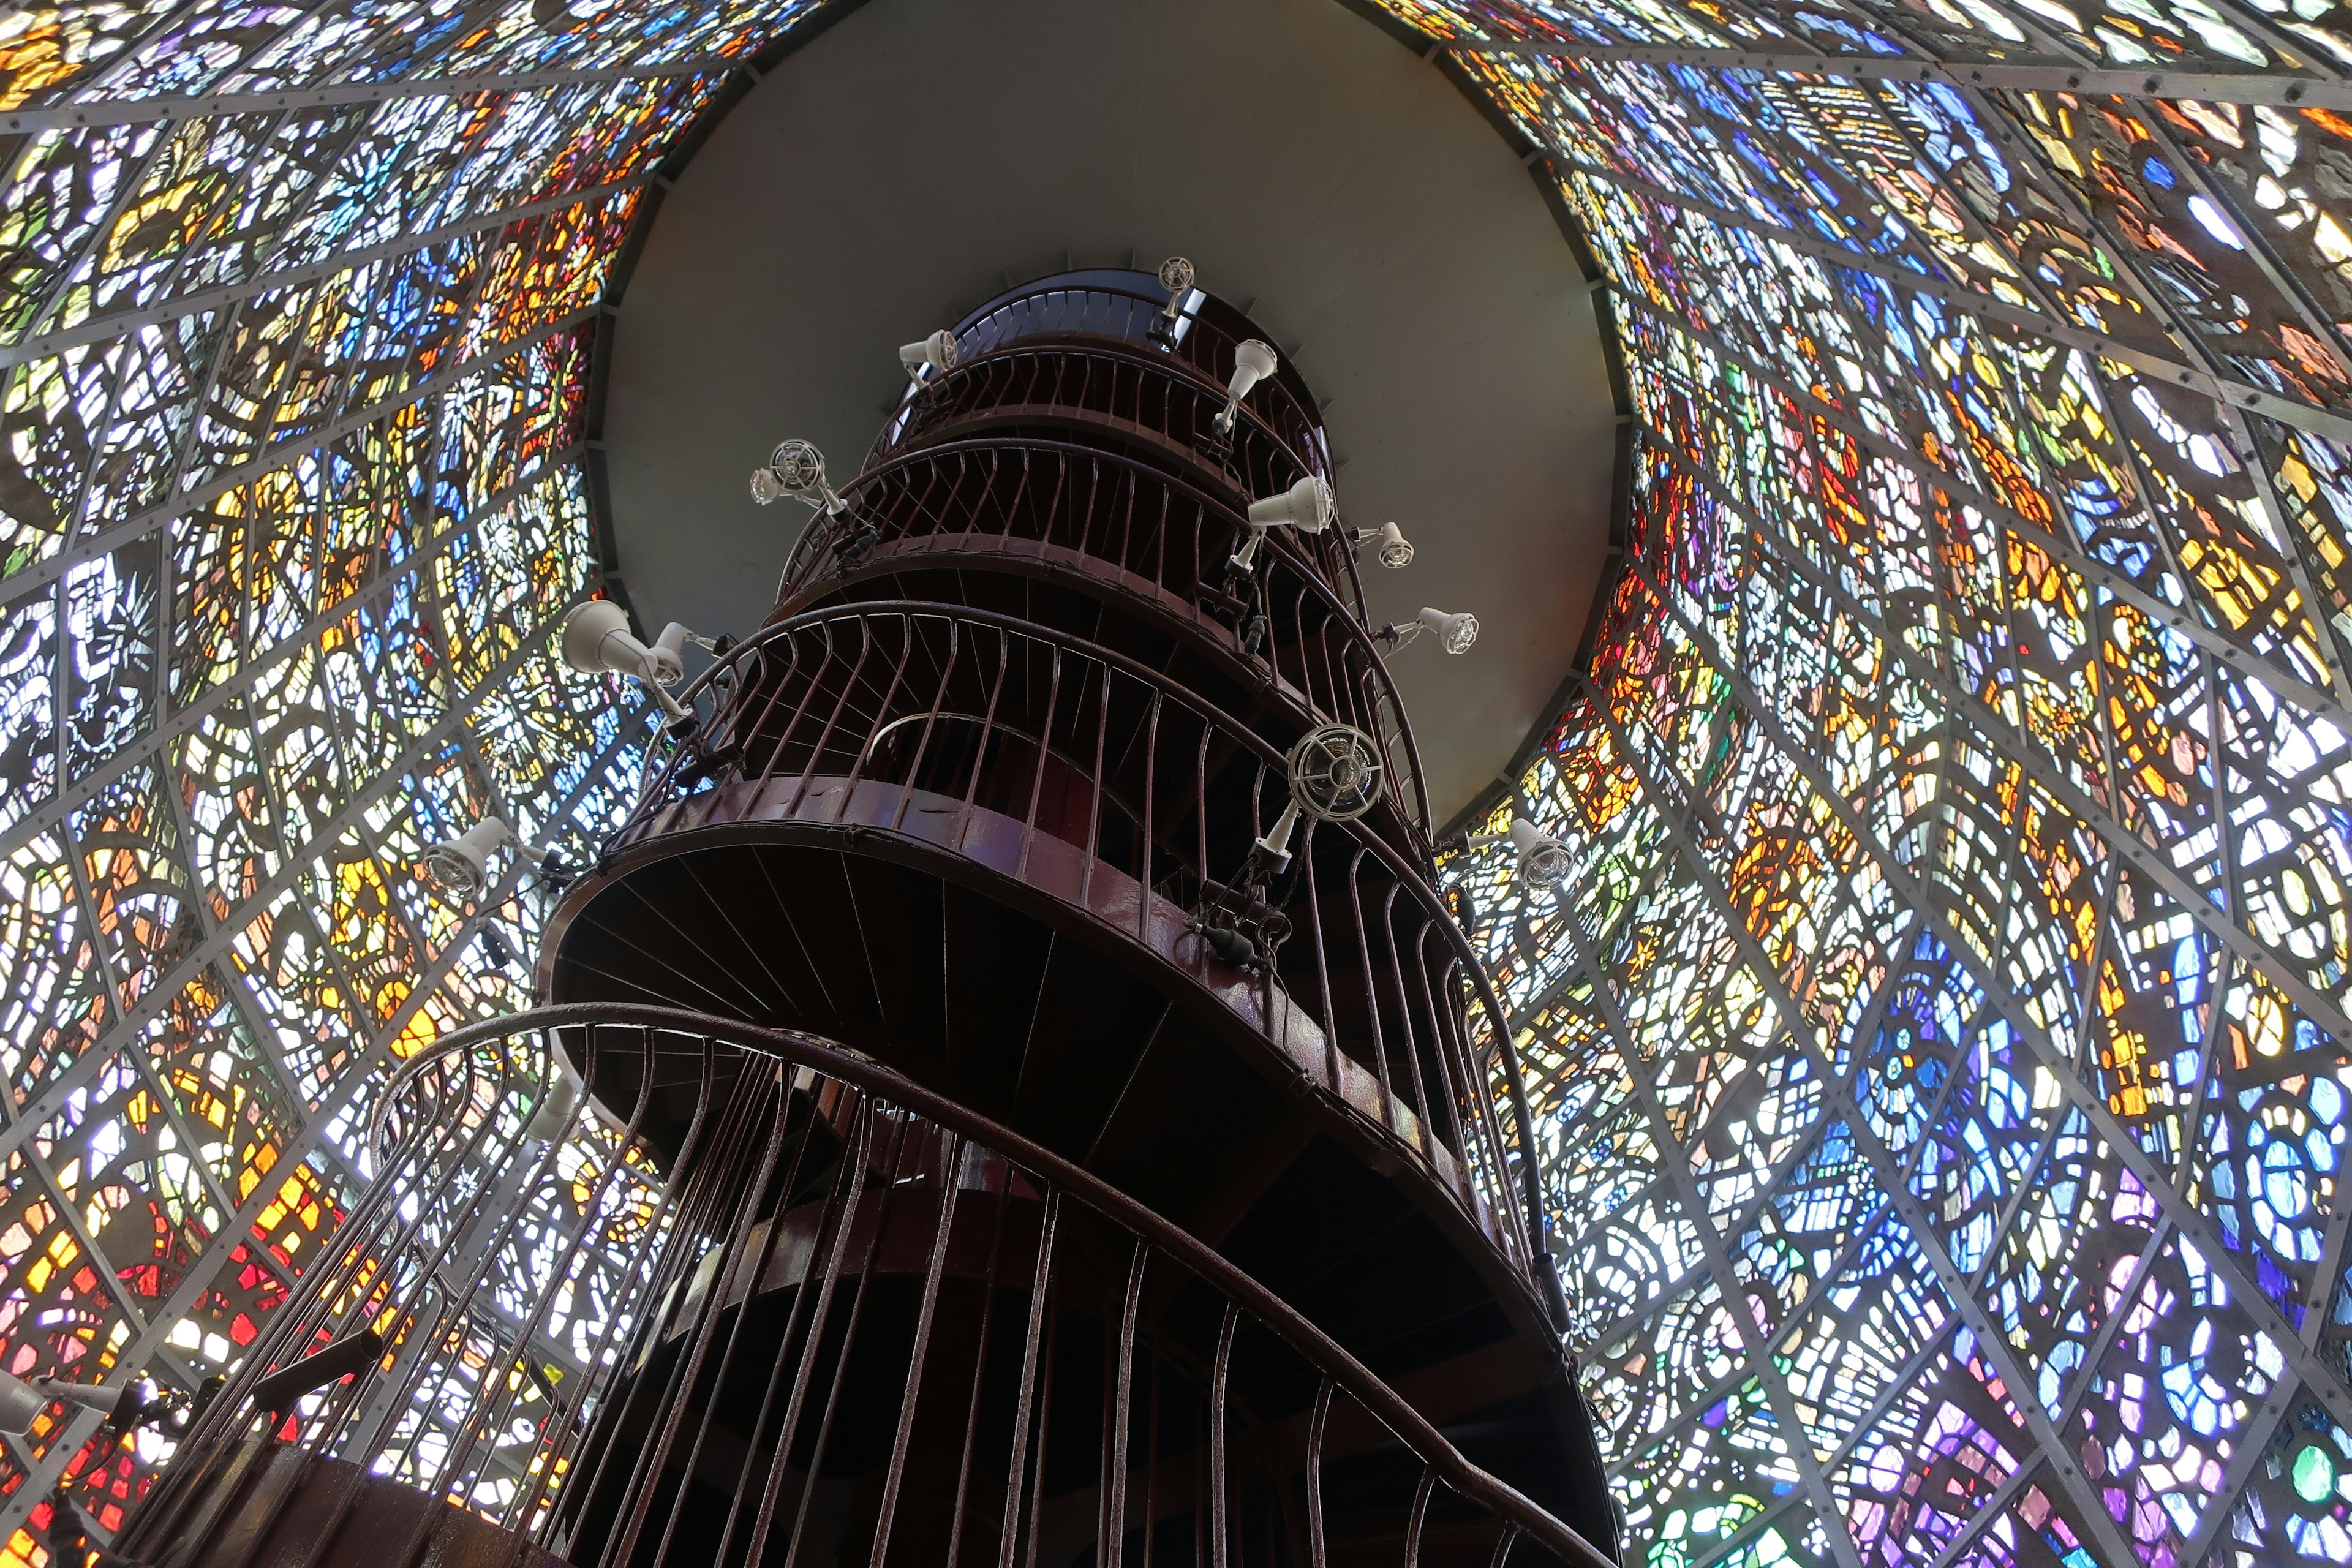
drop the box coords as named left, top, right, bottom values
left=1508, top=818, right=1573, bottom=885
left=899, top=328, right=958, bottom=377
left=1248, top=475, right=1333, bottom=533
left=0, top=1371, right=45, bottom=1436
left=1374, top=521, right=1414, bottom=569
left=1227, top=339, right=1278, bottom=402
left=1416, top=607, right=1479, bottom=654
left=424, top=818, right=514, bottom=896
left=560, top=600, right=668, bottom=683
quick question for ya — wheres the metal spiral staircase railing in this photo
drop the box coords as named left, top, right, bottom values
left=115, top=1008, right=1611, bottom=1568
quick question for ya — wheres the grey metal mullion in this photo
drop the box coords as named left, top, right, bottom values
left=0, top=581, right=598, bottom=1172
left=1629, top=313, right=2352, bottom=1044
left=0, top=700, right=651, bottom=1542
left=134, top=769, right=299, bottom=1294
left=2132, top=111, right=2352, bottom=389
left=1468, top=42, right=2350, bottom=108
left=3, top=170, right=648, bottom=372
left=5, top=444, right=582, bottom=865
left=2170, top=1191, right=2352, bottom=1559
left=1583, top=689, right=2147, bottom=1568
left=1918, top=1219, right=2176, bottom=1568
left=1543, top=914, right=1871, bottom=1568
left=1617, top=287, right=2341, bottom=720
left=1876, top=65, right=2352, bottom=709
left=1, top=303, right=596, bottom=604
left=1545, top=152, right=2352, bottom=447
left=1874, top=67, right=2352, bottom=707
left=20, top=135, right=176, bottom=347
left=2, top=55, right=739, bottom=134
left=1629, top=445, right=2352, bottom=1430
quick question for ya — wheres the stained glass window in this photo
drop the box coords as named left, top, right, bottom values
left=3, top=1, right=2349, bottom=1564
left=1383, top=2, right=2352, bottom=1564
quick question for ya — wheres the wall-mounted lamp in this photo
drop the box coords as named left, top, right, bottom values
left=1159, top=257, right=1196, bottom=319
left=1468, top=816, right=1574, bottom=888
left=1229, top=475, right=1334, bottom=573
left=1381, top=606, right=1479, bottom=655
left=423, top=818, right=546, bottom=899
left=1213, top=339, right=1279, bottom=434
left=560, top=600, right=699, bottom=733
left=749, top=439, right=849, bottom=515
left=1350, top=521, right=1414, bottom=569
left=899, top=328, right=958, bottom=383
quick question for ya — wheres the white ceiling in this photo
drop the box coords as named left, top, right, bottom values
left=599, top=0, right=1615, bottom=823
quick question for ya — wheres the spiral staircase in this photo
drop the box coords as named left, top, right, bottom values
left=110, top=271, right=1618, bottom=1568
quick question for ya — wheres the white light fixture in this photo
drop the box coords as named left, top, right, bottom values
left=1230, top=475, right=1335, bottom=573
left=1350, top=521, right=1414, bottom=569
left=0, top=1372, right=137, bottom=1436
left=1469, top=816, right=1573, bottom=888
left=1382, top=606, right=1479, bottom=655
left=1252, top=723, right=1384, bottom=873
left=899, top=328, right=958, bottom=383
left=423, top=817, right=546, bottom=899
left=559, top=600, right=697, bottom=729
left=524, top=1060, right=581, bottom=1143
left=559, top=599, right=704, bottom=685
left=748, top=439, right=848, bottom=516
left=1213, top=339, right=1279, bottom=434
left=1159, top=256, right=1196, bottom=319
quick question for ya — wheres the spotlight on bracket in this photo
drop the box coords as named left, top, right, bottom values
left=749, top=439, right=849, bottom=515
left=423, top=817, right=545, bottom=899
left=1253, top=722, right=1385, bottom=875
left=559, top=600, right=698, bottom=733
left=898, top=328, right=958, bottom=384
left=1350, top=521, right=1414, bottom=570
left=1213, top=339, right=1279, bottom=434
left=1469, top=816, right=1574, bottom=888
left=1381, top=606, right=1479, bottom=655
left=1229, top=475, right=1335, bottom=573
left=1158, top=256, right=1196, bottom=319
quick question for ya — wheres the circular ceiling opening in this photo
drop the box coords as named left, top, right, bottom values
left=598, top=0, right=1615, bottom=821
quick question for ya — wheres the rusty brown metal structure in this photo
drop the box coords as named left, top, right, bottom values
left=113, top=273, right=1617, bottom=1568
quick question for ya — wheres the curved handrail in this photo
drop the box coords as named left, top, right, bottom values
left=771, top=435, right=1427, bottom=835
left=614, top=600, right=1550, bottom=1271
left=373, top=1003, right=1611, bottom=1568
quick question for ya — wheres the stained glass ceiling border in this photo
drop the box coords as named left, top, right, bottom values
left=4, top=0, right=2352, bottom=1564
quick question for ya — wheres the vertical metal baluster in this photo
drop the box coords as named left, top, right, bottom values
left=955, top=632, right=1012, bottom=850
left=1016, top=646, right=1064, bottom=878
left=942, top=1159, right=1014, bottom=1568
left=1305, top=1379, right=1335, bottom=1568
left=1485, top=1523, right=1520, bottom=1568
left=778, top=1109, right=926, bottom=1568
left=1403, top=1471, right=1438, bottom=1568
left=1140, top=1352, right=1159, bottom=1568
left=1103, top=1240, right=1148, bottom=1568
left=1140, top=692, right=1160, bottom=941
left=601, top=1057, right=768, bottom=1567
left=1208, top=1303, right=1238, bottom=1568
left=736, top=1099, right=881, bottom=1568
left=890, top=617, right=965, bottom=831
left=843, top=614, right=922, bottom=799
left=646, top=1063, right=799, bottom=1566
left=998, top=1188, right=1062, bottom=1568
left=867, top=1136, right=968, bottom=1568
left=1346, top=848, right=1395, bottom=1107
left=1374, top=883, right=1434, bottom=1156
left=535, top=1026, right=709, bottom=1549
